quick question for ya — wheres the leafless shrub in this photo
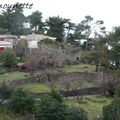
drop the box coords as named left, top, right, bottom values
left=26, top=44, right=77, bottom=72
left=95, top=72, right=120, bottom=96
left=48, top=73, right=84, bottom=99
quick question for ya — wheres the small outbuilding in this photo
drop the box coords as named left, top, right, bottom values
left=26, top=33, right=56, bottom=49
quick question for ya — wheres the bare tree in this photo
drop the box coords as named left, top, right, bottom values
left=26, top=44, right=76, bottom=73
left=95, top=72, right=120, bottom=96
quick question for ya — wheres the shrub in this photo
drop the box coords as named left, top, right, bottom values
left=2, top=49, right=16, bottom=69
left=0, top=81, right=13, bottom=99
left=0, top=67, right=6, bottom=74
left=115, top=85, right=120, bottom=97
left=49, top=89, right=63, bottom=102
left=34, top=94, right=67, bottom=120
left=103, top=99, right=120, bottom=120
left=34, top=92, right=88, bottom=120
left=65, top=106, right=88, bottom=120
left=40, top=38, right=55, bottom=45
left=11, top=88, right=35, bottom=114
left=103, top=83, right=120, bottom=120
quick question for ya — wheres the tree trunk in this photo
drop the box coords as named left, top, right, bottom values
left=95, top=60, right=99, bottom=72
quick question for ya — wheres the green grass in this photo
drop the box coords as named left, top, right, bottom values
left=0, top=113, right=12, bottom=120
left=0, top=114, right=13, bottom=120
left=0, top=95, right=113, bottom=120
left=0, top=107, right=14, bottom=120
left=65, top=95, right=113, bottom=120
left=18, top=83, right=50, bottom=93
left=54, top=80, right=94, bottom=90
left=81, top=80, right=94, bottom=88
left=0, top=71, right=28, bottom=83
left=57, top=64, right=96, bottom=73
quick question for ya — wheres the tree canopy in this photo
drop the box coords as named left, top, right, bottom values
left=46, top=16, right=69, bottom=42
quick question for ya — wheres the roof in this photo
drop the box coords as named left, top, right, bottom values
left=0, top=41, right=12, bottom=45
left=0, top=35, right=17, bottom=39
left=26, top=33, right=56, bottom=41
left=17, top=62, right=25, bottom=67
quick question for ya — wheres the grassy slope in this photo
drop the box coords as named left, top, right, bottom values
left=65, top=95, right=113, bottom=120
left=18, top=83, right=50, bottom=93
left=0, top=95, right=113, bottom=120
left=0, top=107, right=14, bottom=120
left=57, top=64, right=96, bottom=73
left=18, top=81, right=94, bottom=94
left=0, top=115, right=12, bottom=120
left=0, top=71, right=28, bottom=82
left=0, top=64, right=106, bottom=120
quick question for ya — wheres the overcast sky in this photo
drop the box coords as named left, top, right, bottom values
left=1, top=0, right=120, bottom=31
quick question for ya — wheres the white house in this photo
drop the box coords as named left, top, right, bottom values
left=25, top=33, right=56, bottom=49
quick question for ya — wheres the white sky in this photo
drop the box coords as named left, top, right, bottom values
left=0, top=0, right=120, bottom=31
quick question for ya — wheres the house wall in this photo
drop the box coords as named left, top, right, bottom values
left=28, top=41, right=38, bottom=48
left=0, top=38, right=4, bottom=41
left=26, top=34, right=56, bottom=49
left=0, top=44, right=13, bottom=52
left=0, top=35, right=17, bottom=45
left=0, top=47, right=5, bottom=52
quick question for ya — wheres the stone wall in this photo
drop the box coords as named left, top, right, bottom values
left=9, top=71, right=100, bottom=86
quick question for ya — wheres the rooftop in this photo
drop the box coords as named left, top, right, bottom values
left=0, top=41, right=12, bottom=45
left=0, top=35, right=17, bottom=39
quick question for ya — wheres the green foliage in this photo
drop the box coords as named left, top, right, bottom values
left=22, top=28, right=32, bottom=35
left=103, top=99, right=120, bottom=120
left=0, top=53, right=3, bottom=62
left=11, top=88, right=35, bottom=114
left=15, top=39, right=28, bottom=61
left=34, top=91, right=88, bottom=120
left=65, top=21, right=76, bottom=43
left=0, top=67, right=6, bottom=74
left=46, top=16, right=68, bottom=42
left=0, top=81, right=13, bottom=99
left=107, top=27, right=120, bottom=62
left=1, top=49, right=16, bottom=69
left=28, top=11, right=44, bottom=33
left=66, top=33, right=76, bottom=44
left=75, top=15, right=105, bottom=51
left=65, top=107, right=88, bottom=120
left=40, top=38, right=55, bottom=45
left=0, top=71, right=28, bottom=82
left=103, top=84, right=120, bottom=120
left=0, top=5, right=25, bottom=35
left=115, top=85, right=120, bottom=97
left=49, top=89, right=63, bottom=103
left=34, top=94, right=66, bottom=120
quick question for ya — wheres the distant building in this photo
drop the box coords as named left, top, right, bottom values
left=0, top=34, right=56, bottom=52
left=0, top=41, right=12, bottom=52
left=74, top=39, right=87, bottom=45
left=25, top=33, right=56, bottom=49
left=0, top=35, right=17, bottom=47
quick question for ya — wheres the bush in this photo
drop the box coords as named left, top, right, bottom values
left=115, top=85, right=120, bottom=97
left=34, top=94, right=67, bottom=120
left=103, top=99, right=120, bottom=120
left=49, top=89, right=63, bottom=103
left=2, top=49, right=16, bottom=69
left=103, top=84, right=120, bottom=120
left=65, top=107, right=88, bottom=120
left=11, top=88, right=35, bottom=114
left=0, top=81, right=13, bottom=99
left=40, top=38, right=55, bottom=45
left=0, top=67, right=6, bottom=74
left=34, top=91, right=88, bottom=120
